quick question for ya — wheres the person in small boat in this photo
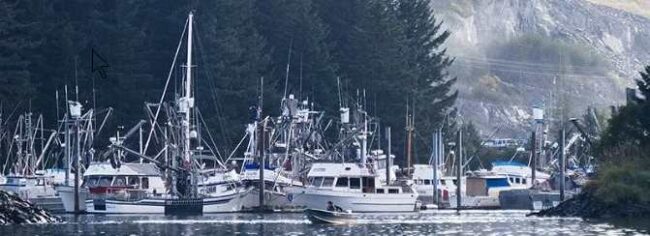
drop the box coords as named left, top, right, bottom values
left=327, top=201, right=335, bottom=211
left=327, top=201, right=344, bottom=212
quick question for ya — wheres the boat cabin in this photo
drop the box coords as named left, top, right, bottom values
left=83, top=162, right=166, bottom=196
left=306, top=163, right=412, bottom=194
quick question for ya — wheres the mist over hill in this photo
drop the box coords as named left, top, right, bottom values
left=429, top=0, right=650, bottom=138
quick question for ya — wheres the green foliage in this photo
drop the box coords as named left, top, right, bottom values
left=595, top=164, right=650, bottom=204
left=593, top=66, right=650, bottom=205
left=0, top=0, right=457, bottom=163
left=0, top=0, right=37, bottom=106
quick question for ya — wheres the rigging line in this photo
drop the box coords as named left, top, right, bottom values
left=454, top=62, right=612, bottom=79
left=143, top=17, right=188, bottom=155
left=194, top=26, right=233, bottom=153
left=455, top=55, right=601, bottom=70
left=454, top=60, right=605, bottom=75
left=283, top=39, right=293, bottom=100
left=454, top=59, right=609, bottom=76
left=196, top=108, right=224, bottom=161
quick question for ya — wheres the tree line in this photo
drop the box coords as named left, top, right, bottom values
left=0, top=0, right=457, bottom=165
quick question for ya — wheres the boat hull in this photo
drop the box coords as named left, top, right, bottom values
left=83, top=191, right=247, bottom=214
left=241, top=188, right=292, bottom=209
left=287, top=187, right=418, bottom=213
left=56, top=185, right=88, bottom=212
left=305, top=209, right=356, bottom=224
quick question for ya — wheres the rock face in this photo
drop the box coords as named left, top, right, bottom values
left=429, top=0, right=650, bottom=137
left=0, top=190, right=59, bottom=225
left=533, top=191, right=650, bottom=219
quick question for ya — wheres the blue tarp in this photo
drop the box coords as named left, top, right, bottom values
left=486, top=178, right=510, bottom=188
left=491, top=161, right=527, bottom=167
left=243, top=162, right=276, bottom=170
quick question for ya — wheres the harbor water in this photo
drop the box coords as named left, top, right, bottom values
left=1, top=210, right=648, bottom=235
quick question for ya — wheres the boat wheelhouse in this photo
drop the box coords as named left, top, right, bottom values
left=411, top=164, right=462, bottom=207
left=287, top=163, right=418, bottom=213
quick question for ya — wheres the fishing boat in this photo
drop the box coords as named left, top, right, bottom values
left=287, top=105, right=418, bottom=213
left=59, top=11, right=250, bottom=214
left=411, top=164, right=459, bottom=208
left=0, top=112, right=72, bottom=212
left=450, top=161, right=550, bottom=209
left=305, top=208, right=356, bottom=224
left=74, top=162, right=246, bottom=214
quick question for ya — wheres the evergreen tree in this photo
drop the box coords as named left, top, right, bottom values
left=396, top=0, right=457, bottom=163
left=601, top=66, right=650, bottom=151
left=195, top=0, right=270, bottom=154
left=0, top=0, right=37, bottom=107
left=254, top=0, right=337, bottom=113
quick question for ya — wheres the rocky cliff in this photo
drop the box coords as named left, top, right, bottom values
left=429, top=0, right=650, bottom=137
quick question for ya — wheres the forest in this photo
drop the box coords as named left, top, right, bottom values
left=0, top=0, right=457, bottom=165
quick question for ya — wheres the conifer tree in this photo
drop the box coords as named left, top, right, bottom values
left=0, top=0, right=36, bottom=107
left=396, top=0, right=457, bottom=162
left=254, top=0, right=337, bottom=113
left=196, top=0, right=270, bottom=153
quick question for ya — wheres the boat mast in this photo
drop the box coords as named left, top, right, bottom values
left=184, top=12, right=193, bottom=167
left=183, top=12, right=196, bottom=198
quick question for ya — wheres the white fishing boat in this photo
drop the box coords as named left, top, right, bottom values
left=239, top=163, right=302, bottom=209
left=411, top=164, right=460, bottom=207
left=59, top=12, right=252, bottom=214
left=70, top=162, right=246, bottom=214
left=0, top=171, right=67, bottom=212
left=287, top=162, right=418, bottom=212
left=450, top=161, right=550, bottom=209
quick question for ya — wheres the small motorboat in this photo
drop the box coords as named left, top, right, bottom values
left=305, top=208, right=357, bottom=224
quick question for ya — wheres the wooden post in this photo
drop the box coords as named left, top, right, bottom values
left=432, top=132, right=439, bottom=205
left=531, top=131, right=536, bottom=187
left=74, top=119, right=80, bottom=213
left=386, top=127, right=391, bottom=185
left=559, top=127, right=566, bottom=201
left=456, top=129, right=462, bottom=211
left=259, top=120, right=265, bottom=208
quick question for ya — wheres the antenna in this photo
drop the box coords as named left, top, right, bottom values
left=299, top=53, right=303, bottom=100
left=337, top=77, right=342, bottom=108
left=256, top=76, right=264, bottom=116
left=55, top=90, right=60, bottom=121
left=282, top=39, right=293, bottom=99
left=65, top=85, right=69, bottom=115
left=74, top=57, right=79, bottom=102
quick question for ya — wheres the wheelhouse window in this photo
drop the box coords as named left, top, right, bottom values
left=311, top=177, right=324, bottom=187
left=128, top=176, right=140, bottom=187
left=376, top=189, right=385, bottom=194
left=322, top=177, right=335, bottom=187
left=335, top=177, right=348, bottom=187
left=86, top=177, right=99, bottom=187
left=114, top=176, right=127, bottom=186
left=522, top=179, right=527, bottom=184
left=349, top=178, right=361, bottom=189
left=141, top=177, right=149, bottom=189
left=388, top=189, right=399, bottom=194
left=424, top=179, right=431, bottom=185
left=98, top=176, right=111, bottom=186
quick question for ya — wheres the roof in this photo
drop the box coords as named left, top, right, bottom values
left=307, top=163, right=374, bottom=177
left=492, top=161, right=527, bottom=167
left=84, top=162, right=162, bottom=177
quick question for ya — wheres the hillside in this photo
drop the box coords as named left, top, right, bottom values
left=430, top=0, right=650, bottom=137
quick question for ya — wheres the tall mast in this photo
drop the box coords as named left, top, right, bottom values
left=184, top=12, right=194, bottom=164
left=183, top=12, right=196, bottom=198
